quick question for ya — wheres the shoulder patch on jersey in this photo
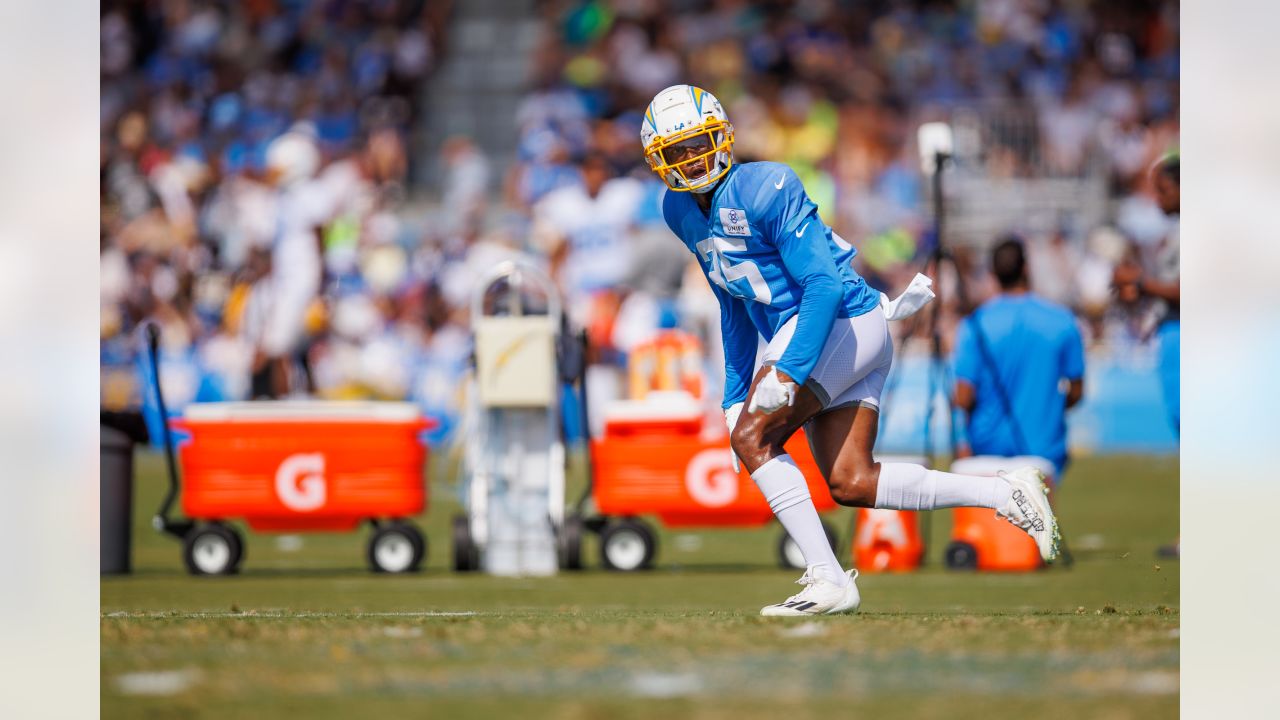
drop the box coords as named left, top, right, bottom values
left=718, top=207, right=751, bottom=237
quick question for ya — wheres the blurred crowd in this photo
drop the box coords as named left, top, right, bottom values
left=100, top=0, right=1180, bottom=443
left=100, top=0, right=465, bottom=432
left=507, top=0, right=1180, bottom=351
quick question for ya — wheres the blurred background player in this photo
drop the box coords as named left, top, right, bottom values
left=532, top=152, right=642, bottom=314
left=643, top=84, right=1060, bottom=616
left=1114, top=155, right=1179, bottom=434
left=1114, top=154, right=1179, bottom=558
left=530, top=151, right=647, bottom=431
left=247, top=130, right=326, bottom=398
left=953, top=237, right=1086, bottom=479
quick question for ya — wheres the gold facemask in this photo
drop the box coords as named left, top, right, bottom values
left=643, top=119, right=734, bottom=192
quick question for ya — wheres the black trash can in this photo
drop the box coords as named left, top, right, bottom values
left=101, top=424, right=135, bottom=575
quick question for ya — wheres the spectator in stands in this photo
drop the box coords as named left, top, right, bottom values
left=953, top=238, right=1086, bottom=479
left=100, top=0, right=1179, bottom=453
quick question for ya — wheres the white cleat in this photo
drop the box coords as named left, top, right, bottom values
left=996, top=466, right=1061, bottom=563
left=760, top=567, right=861, bottom=616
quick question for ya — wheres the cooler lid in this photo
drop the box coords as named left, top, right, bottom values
left=602, top=391, right=703, bottom=423
left=184, top=401, right=422, bottom=422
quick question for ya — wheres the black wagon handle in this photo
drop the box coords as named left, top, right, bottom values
left=144, top=323, right=190, bottom=538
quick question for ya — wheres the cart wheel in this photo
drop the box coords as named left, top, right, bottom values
left=368, top=524, right=424, bottom=573
left=558, top=514, right=585, bottom=571
left=452, top=514, right=479, bottom=572
left=228, top=526, right=246, bottom=571
left=945, top=540, right=979, bottom=571
left=394, top=521, right=427, bottom=566
left=183, top=524, right=244, bottom=576
left=777, top=520, right=839, bottom=570
left=599, top=518, right=656, bottom=571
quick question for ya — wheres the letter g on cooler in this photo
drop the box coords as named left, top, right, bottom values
left=275, top=453, right=327, bottom=512
left=684, top=449, right=739, bottom=508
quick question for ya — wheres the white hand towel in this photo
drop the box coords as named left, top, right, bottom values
left=879, top=273, right=936, bottom=321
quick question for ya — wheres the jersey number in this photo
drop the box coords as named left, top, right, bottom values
left=696, top=237, right=773, bottom=304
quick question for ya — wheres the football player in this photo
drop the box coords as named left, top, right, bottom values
left=642, top=85, right=1060, bottom=616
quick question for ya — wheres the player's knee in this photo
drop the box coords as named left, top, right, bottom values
left=829, top=466, right=878, bottom=507
left=730, top=416, right=780, bottom=471
left=729, top=421, right=762, bottom=467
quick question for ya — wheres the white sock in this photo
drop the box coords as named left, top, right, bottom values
left=874, top=463, right=1013, bottom=511
left=752, top=455, right=848, bottom=586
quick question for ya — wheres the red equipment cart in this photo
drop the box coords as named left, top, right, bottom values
left=157, top=401, right=435, bottom=575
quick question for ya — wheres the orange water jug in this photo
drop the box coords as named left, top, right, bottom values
left=627, top=329, right=705, bottom=400
left=945, top=456, right=1056, bottom=572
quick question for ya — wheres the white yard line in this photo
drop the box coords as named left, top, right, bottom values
left=103, top=610, right=478, bottom=619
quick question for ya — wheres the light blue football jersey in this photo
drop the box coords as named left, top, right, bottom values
left=662, top=161, right=880, bottom=408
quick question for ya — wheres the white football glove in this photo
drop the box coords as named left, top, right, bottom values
left=748, top=367, right=797, bottom=414
left=724, top=402, right=744, bottom=473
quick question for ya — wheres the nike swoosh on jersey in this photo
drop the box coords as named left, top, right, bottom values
left=795, top=222, right=808, bottom=236
left=774, top=175, right=786, bottom=189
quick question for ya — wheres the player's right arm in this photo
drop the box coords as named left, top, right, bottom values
left=751, top=164, right=840, bottom=389
left=712, top=282, right=759, bottom=410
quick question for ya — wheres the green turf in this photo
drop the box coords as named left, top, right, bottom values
left=102, top=451, right=1178, bottom=719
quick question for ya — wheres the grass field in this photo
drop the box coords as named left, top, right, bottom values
left=102, top=451, right=1179, bottom=719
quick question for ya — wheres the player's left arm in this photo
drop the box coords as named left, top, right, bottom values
left=952, top=317, right=979, bottom=413
left=950, top=318, right=978, bottom=456
left=760, top=169, right=842, bottom=386
left=530, top=199, right=570, bottom=283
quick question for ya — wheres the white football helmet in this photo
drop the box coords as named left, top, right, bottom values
left=641, top=84, right=734, bottom=193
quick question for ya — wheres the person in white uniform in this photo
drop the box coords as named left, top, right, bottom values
left=253, top=130, right=327, bottom=397
left=531, top=152, right=645, bottom=328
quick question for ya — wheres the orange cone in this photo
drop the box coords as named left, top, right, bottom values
left=852, top=507, right=925, bottom=572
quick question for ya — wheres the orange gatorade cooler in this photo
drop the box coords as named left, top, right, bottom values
left=584, top=392, right=839, bottom=571
left=166, top=401, right=435, bottom=575
left=592, top=393, right=835, bottom=527
left=945, top=456, right=1055, bottom=571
